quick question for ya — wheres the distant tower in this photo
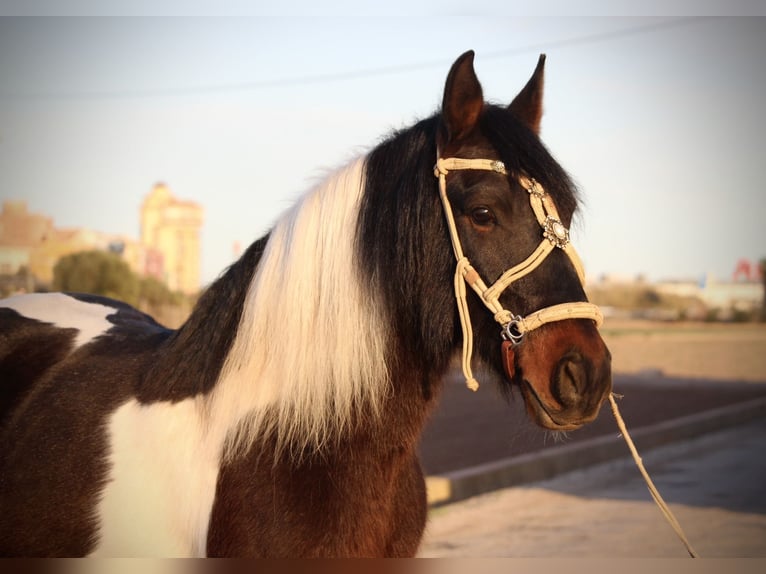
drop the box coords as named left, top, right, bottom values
left=140, top=183, right=203, bottom=294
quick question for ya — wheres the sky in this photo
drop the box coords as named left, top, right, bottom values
left=1, top=2, right=765, bottom=287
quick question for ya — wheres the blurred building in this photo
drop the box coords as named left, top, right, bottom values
left=0, top=183, right=203, bottom=295
left=654, top=270, right=763, bottom=317
left=0, top=200, right=51, bottom=278
left=589, top=265, right=764, bottom=321
left=140, top=183, right=203, bottom=295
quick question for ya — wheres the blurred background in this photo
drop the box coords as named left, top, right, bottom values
left=2, top=2, right=765, bottom=557
left=1, top=2, right=764, bottom=328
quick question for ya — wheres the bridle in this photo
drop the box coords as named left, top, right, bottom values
left=434, top=154, right=700, bottom=560
left=434, top=154, right=603, bottom=390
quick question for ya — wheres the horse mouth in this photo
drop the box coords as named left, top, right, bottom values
left=518, top=379, right=594, bottom=431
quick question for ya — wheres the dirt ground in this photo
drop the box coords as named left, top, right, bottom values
left=419, top=417, right=766, bottom=557
left=599, top=319, right=766, bottom=382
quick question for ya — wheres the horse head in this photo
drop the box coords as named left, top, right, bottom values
left=437, top=51, right=612, bottom=431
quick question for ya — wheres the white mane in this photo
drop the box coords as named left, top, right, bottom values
left=210, top=156, right=391, bottom=460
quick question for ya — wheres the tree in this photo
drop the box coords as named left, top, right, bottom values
left=53, top=250, right=140, bottom=305
left=138, top=275, right=182, bottom=313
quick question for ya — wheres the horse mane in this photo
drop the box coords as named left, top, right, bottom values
left=183, top=103, right=581, bottom=462
left=356, top=106, right=581, bottom=374
left=357, top=116, right=458, bottom=377
left=210, top=157, right=392, bottom=460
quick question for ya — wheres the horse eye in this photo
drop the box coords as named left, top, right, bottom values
left=470, top=207, right=496, bottom=227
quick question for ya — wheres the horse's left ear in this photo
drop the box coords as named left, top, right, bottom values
left=508, top=54, right=546, bottom=135
left=441, top=50, right=484, bottom=144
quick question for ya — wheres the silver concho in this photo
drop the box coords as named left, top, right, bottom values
left=543, top=216, right=570, bottom=248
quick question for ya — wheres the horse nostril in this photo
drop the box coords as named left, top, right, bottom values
left=554, top=353, right=587, bottom=407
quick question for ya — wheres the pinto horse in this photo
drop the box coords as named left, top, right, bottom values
left=0, top=51, right=611, bottom=557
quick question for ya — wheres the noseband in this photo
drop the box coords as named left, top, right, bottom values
left=434, top=155, right=603, bottom=390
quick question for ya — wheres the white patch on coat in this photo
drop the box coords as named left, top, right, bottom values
left=0, top=292, right=114, bottom=348
left=90, top=398, right=220, bottom=557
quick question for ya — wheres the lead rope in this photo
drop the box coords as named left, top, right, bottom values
left=609, top=393, right=699, bottom=557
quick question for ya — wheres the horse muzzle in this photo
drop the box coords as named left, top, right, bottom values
left=509, top=320, right=613, bottom=431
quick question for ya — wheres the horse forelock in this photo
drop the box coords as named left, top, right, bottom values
left=211, top=156, right=392, bottom=460
left=480, top=105, right=580, bottom=219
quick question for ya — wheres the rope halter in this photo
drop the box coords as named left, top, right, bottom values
left=434, top=155, right=603, bottom=391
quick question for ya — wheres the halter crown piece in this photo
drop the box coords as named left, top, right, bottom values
left=434, top=154, right=604, bottom=391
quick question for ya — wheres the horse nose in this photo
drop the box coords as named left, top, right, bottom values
left=553, top=352, right=588, bottom=408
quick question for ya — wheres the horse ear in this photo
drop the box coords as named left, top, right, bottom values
left=508, top=54, right=546, bottom=134
left=441, top=50, right=484, bottom=144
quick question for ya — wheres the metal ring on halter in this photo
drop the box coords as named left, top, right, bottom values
left=501, top=316, right=525, bottom=345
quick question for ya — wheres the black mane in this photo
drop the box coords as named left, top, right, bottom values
left=357, top=104, right=580, bottom=380
left=357, top=116, right=456, bottom=378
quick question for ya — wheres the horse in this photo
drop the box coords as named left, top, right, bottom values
left=0, top=51, right=612, bottom=557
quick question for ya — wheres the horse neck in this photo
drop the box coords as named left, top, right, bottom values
left=163, top=152, right=450, bottom=463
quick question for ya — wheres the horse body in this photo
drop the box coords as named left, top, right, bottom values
left=0, top=51, right=611, bottom=557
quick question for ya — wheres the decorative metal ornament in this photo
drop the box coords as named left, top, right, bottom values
left=543, top=215, right=570, bottom=248
left=525, top=177, right=546, bottom=198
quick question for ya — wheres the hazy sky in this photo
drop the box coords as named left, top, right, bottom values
left=1, top=3, right=765, bottom=286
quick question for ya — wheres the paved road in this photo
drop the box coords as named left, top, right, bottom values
left=419, top=372, right=766, bottom=474
left=418, top=416, right=766, bottom=557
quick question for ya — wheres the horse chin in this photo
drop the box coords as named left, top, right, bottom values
left=518, top=378, right=594, bottom=431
